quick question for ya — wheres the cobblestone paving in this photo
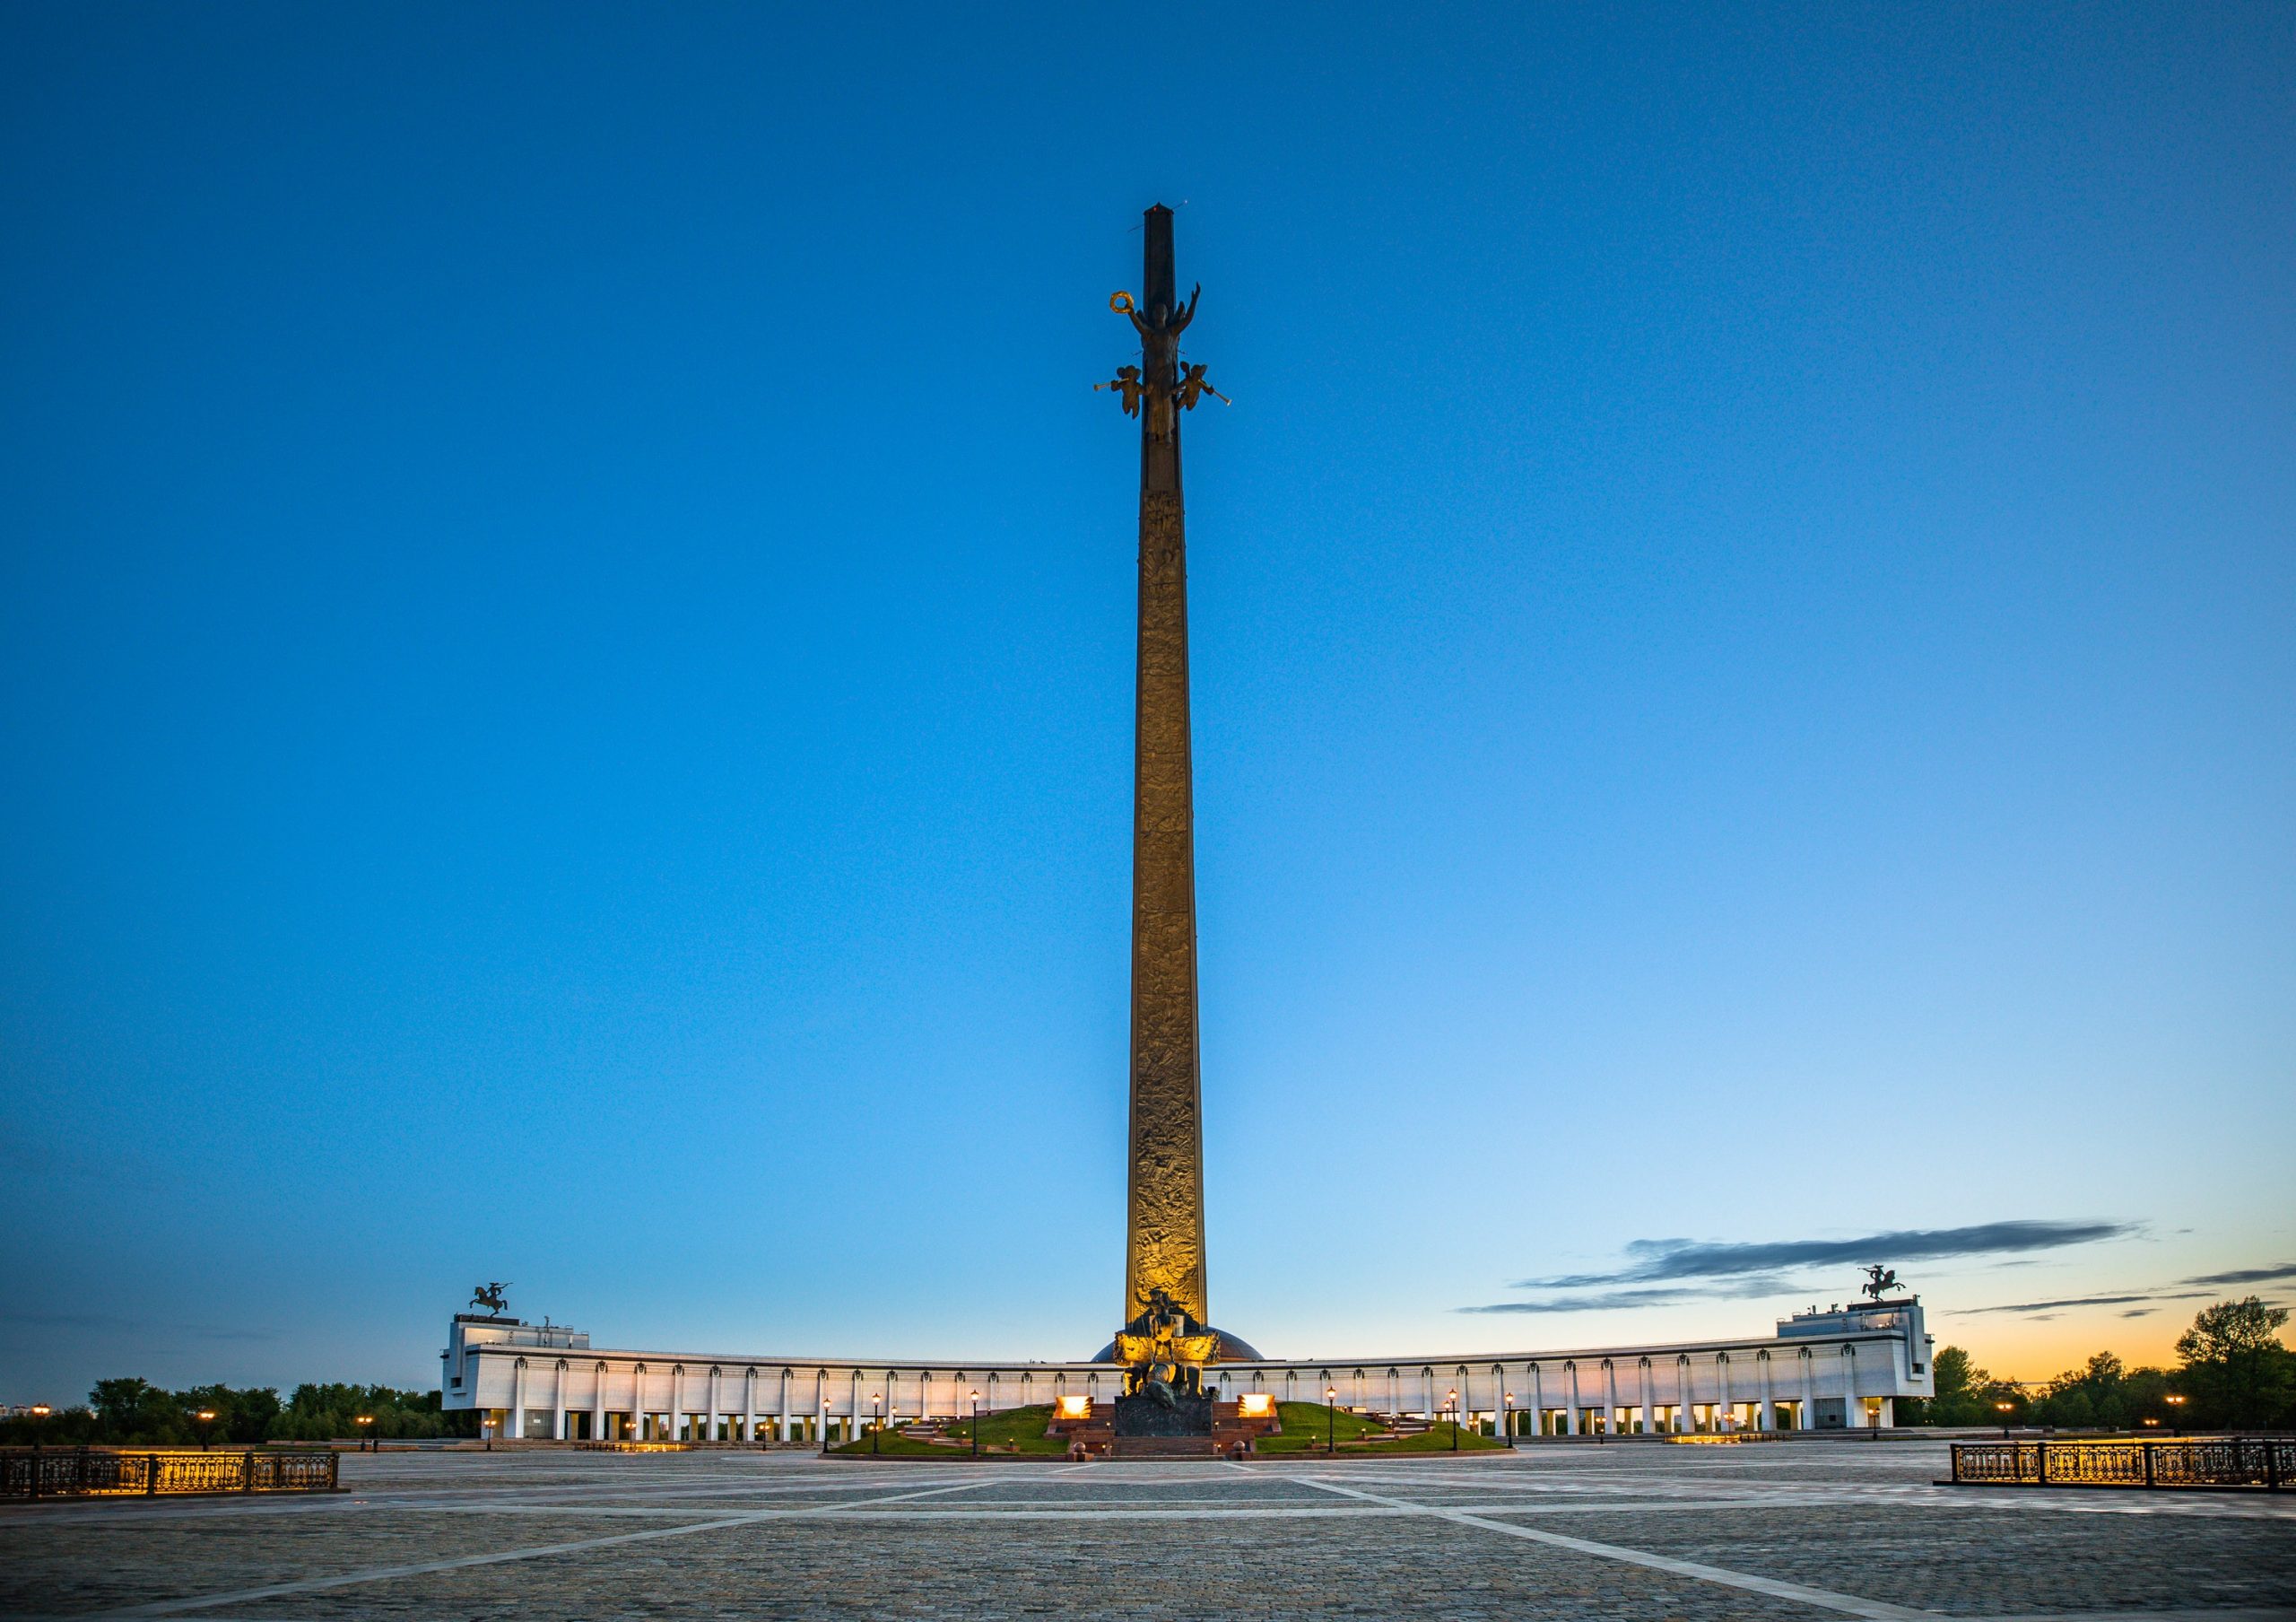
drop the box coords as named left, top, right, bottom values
left=2, top=1441, right=2290, bottom=1619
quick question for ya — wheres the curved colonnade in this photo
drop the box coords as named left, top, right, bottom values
left=445, top=1300, right=1932, bottom=1443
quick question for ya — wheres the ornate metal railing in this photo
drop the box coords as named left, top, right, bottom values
left=0, top=1448, right=341, bottom=1498
left=1949, top=1437, right=2292, bottom=1490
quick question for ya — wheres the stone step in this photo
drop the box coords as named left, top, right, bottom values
left=1111, top=1435, right=1220, bottom=1459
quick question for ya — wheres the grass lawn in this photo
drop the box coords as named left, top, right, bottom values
left=829, top=1400, right=1506, bottom=1458
left=832, top=1404, right=1070, bottom=1458
left=1351, top=1421, right=1505, bottom=1452
left=1252, top=1403, right=1505, bottom=1454
left=823, top=1428, right=964, bottom=1457
left=1248, top=1401, right=1398, bottom=1453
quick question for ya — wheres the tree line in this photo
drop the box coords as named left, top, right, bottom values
left=0, top=1380, right=481, bottom=1446
left=1900, top=1297, right=2293, bottom=1431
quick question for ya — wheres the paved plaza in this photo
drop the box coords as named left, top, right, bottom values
left=4, top=1439, right=2292, bottom=1620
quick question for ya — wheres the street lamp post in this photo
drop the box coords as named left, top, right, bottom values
left=871, top=1394, right=882, bottom=1455
left=195, top=1409, right=218, bottom=1451
left=1996, top=1400, right=2013, bottom=1440
left=1447, top=1390, right=1459, bottom=1453
left=1325, top=1387, right=1336, bottom=1453
left=970, top=1391, right=982, bottom=1458
left=354, top=1415, right=373, bottom=1452
left=2165, top=1393, right=2186, bottom=1436
left=1503, top=1392, right=1515, bottom=1450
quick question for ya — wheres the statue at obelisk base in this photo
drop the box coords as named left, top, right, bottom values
left=1091, top=206, right=1261, bottom=1447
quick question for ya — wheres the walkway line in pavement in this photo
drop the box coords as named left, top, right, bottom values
left=1295, top=1476, right=1939, bottom=1622
left=83, top=1477, right=999, bottom=1619
left=99, top=1610, right=2296, bottom=1622
left=1973, top=1611, right=2296, bottom=1622
left=402, top=1495, right=1813, bottom=1519
left=88, top=1602, right=2293, bottom=1622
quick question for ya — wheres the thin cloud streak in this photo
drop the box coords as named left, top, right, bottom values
left=1928, top=1261, right=2296, bottom=1321
left=1459, top=1277, right=1797, bottom=1315
left=2180, top=1261, right=2296, bottom=1286
left=1948, top=1291, right=2210, bottom=1317
left=1510, top=1220, right=2138, bottom=1290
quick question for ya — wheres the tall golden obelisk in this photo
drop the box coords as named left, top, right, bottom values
left=1110, top=205, right=1215, bottom=1328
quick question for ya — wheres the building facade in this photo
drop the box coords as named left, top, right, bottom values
left=442, top=1299, right=1932, bottom=1443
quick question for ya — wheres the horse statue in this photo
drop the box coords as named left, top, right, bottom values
left=470, top=1281, right=511, bottom=1316
left=1861, top=1265, right=1900, bottom=1301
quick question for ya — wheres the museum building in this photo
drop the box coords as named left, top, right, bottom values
left=441, top=1296, right=1933, bottom=1443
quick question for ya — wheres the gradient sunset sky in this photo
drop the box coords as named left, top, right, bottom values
left=4, top=2, right=2291, bottom=1400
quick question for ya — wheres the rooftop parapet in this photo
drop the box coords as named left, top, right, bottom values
left=1777, top=1299, right=1921, bottom=1339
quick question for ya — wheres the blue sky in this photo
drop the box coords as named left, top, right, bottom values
left=3, top=2, right=2290, bottom=1400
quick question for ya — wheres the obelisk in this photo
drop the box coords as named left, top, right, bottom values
left=1119, top=205, right=1209, bottom=1328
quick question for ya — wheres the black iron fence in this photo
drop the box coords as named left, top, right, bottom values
left=0, top=1448, right=340, bottom=1498
left=1949, top=1437, right=2292, bottom=1490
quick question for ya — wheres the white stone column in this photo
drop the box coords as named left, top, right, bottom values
left=552, top=1360, right=568, bottom=1440
left=1676, top=1356, right=1692, bottom=1430
left=1841, top=1346, right=1859, bottom=1426
left=743, top=1368, right=757, bottom=1443
left=1876, top=1396, right=1894, bottom=1428
left=708, top=1367, right=723, bottom=1443
left=1526, top=1365, right=1543, bottom=1436
left=1717, top=1356, right=1733, bottom=1430
left=1564, top=1363, right=1580, bottom=1435
left=592, top=1361, right=607, bottom=1441
left=1602, top=1361, right=1617, bottom=1433
left=1799, top=1348, right=1815, bottom=1429
left=778, top=1369, right=793, bottom=1442
left=669, top=1366, right=685, bottom=1443
left=1639, top=1357, right=1655, bottom=1435
left=511, top=1358, right=528, bottom=1440
left=1757, top=1353, right=1775, bottom=1431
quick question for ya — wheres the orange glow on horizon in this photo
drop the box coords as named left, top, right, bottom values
left=1948, top=1312, right=2195, bottom=1384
